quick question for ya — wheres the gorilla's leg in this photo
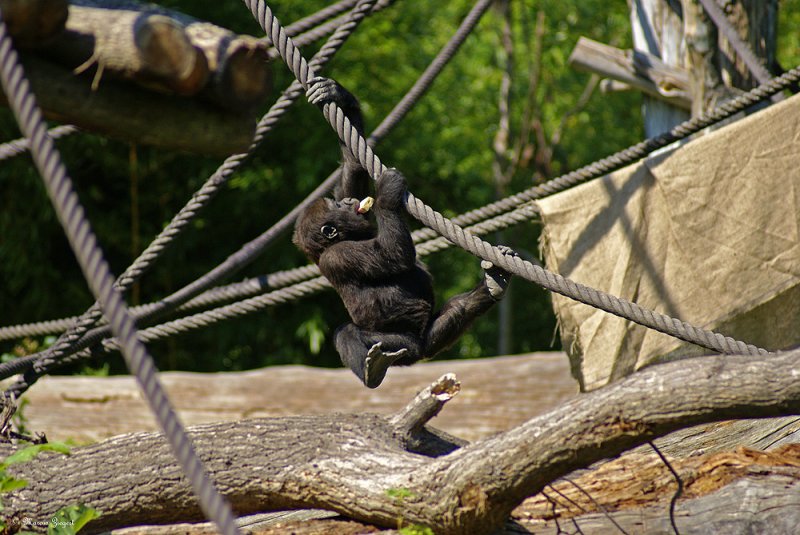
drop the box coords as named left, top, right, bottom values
left=334, top=323, right=421, bottom=388
left=421, top=286, right=497, bottom=359
left=422, top=246, right=517, bottom=358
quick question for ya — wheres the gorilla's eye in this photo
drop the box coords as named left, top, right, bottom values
left=320, top=224, right=338, bottom=239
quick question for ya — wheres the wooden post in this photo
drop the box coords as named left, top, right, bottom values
left=628, top=0, right=689, bottom=136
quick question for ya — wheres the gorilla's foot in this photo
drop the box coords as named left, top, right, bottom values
left=364, top=343, right=407, bottom=388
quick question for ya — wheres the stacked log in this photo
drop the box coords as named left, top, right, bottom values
left=0, top=0, right=273, bottom=154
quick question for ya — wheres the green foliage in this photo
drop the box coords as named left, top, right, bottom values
left=386, top=487, right=416, bottom=502
left=386, top=488, right=433, bottom=533
left=47, top=504, right=101, bottom=535
left=1, top=442, right=71, bottom=468
left=400, top=525, right=435, bottom=535
left=778, top=0, right=800, bottom=68
left=295, top=311, right=329, bottom=355
left=1, top=1, right=795, bottom=374
left=0, top=442, right=96, bottom=533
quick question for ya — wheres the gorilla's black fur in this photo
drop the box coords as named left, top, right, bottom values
left=293, top=78, right=513, bottom=387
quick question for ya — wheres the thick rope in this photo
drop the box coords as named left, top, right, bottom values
left=283, top=0, right=359, bottom=37
left=4, top=62, right=798, bottom=346
left=0, top=0, right=490, bottom=346
left=0, top=124, right=76, bottom=161
left=246, top=0, right=770, bottom=358
left=2, top=0, right=383, bottom=385
left=369, top=0, right=494, bottom=141
left=266, top=0, right=395, bottom=60
left=0, top=10, right=240, bottom=535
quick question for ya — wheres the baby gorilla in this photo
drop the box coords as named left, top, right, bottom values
left=294, top=77, right=514, bottom=388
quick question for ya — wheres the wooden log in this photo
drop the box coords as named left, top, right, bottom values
left=0, top=0, right=68, bottom=48
left=44, top=5, right=209, bottom=96
left=0, top=55, right=255, bottom=155
left=4, top=348, right=800, bottom=534
left=569, top=36, right=691, bottom=110
left=21, top=354, right=576, bottom=444
left=183, top=22, right=271, bottom=111
left=68, top=0, right=271, bottom=111
left=105, top=447, right=800, bottom=534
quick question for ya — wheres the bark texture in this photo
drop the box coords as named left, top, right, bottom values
left=4, top=349, right=800, bottom=534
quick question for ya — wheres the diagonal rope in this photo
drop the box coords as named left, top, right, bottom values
left=696, top=0, right=773, bottom=85
left=1, top=0, right=489, bottom=387
left=0, top=0, right=385, bottom=384
left=283, top=0, right=359, bottom=37
left=0, top=124, right=76, bottom=161
left=266, top=0, right=396, bottom=60
left=245, top=0, right=771, bottom=359
left=0, top=10, right=240, bottom=535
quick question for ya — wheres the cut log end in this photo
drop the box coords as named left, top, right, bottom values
left=134, top=14, right=209, bottom=95
left=215, top=40, right=271, bottom=111
left=431, top=372, right=461, bottom=401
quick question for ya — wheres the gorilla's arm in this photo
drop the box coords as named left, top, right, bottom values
left=319, top=169, right=417, bottom=283
left=306, top=77, right=371, bottom=201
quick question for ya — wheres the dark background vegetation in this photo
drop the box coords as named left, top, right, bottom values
left=1, top=1, right=798, bottom=374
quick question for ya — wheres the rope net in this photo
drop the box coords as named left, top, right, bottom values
left=0, top=0, right=793, bottom=529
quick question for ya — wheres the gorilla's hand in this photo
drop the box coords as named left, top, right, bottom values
left=481, top=245, right=518, bottom=300
left=376, top=168, right=408, bottom=211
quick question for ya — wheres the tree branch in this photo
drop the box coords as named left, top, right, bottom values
left=5, top=350, right=800, bottom=534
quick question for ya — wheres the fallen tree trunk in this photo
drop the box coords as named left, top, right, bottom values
left=5, top=349, right=800, bottom=534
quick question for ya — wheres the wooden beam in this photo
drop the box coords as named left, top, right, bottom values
left=569, top=36, right=691, bottom=110
left=0, top=56, right=256, bottom=155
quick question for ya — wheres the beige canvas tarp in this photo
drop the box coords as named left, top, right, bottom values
left=537, top=93, right=800, bottom=392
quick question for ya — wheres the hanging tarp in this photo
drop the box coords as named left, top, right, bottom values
left=538, top=93, right=800, bottom=391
